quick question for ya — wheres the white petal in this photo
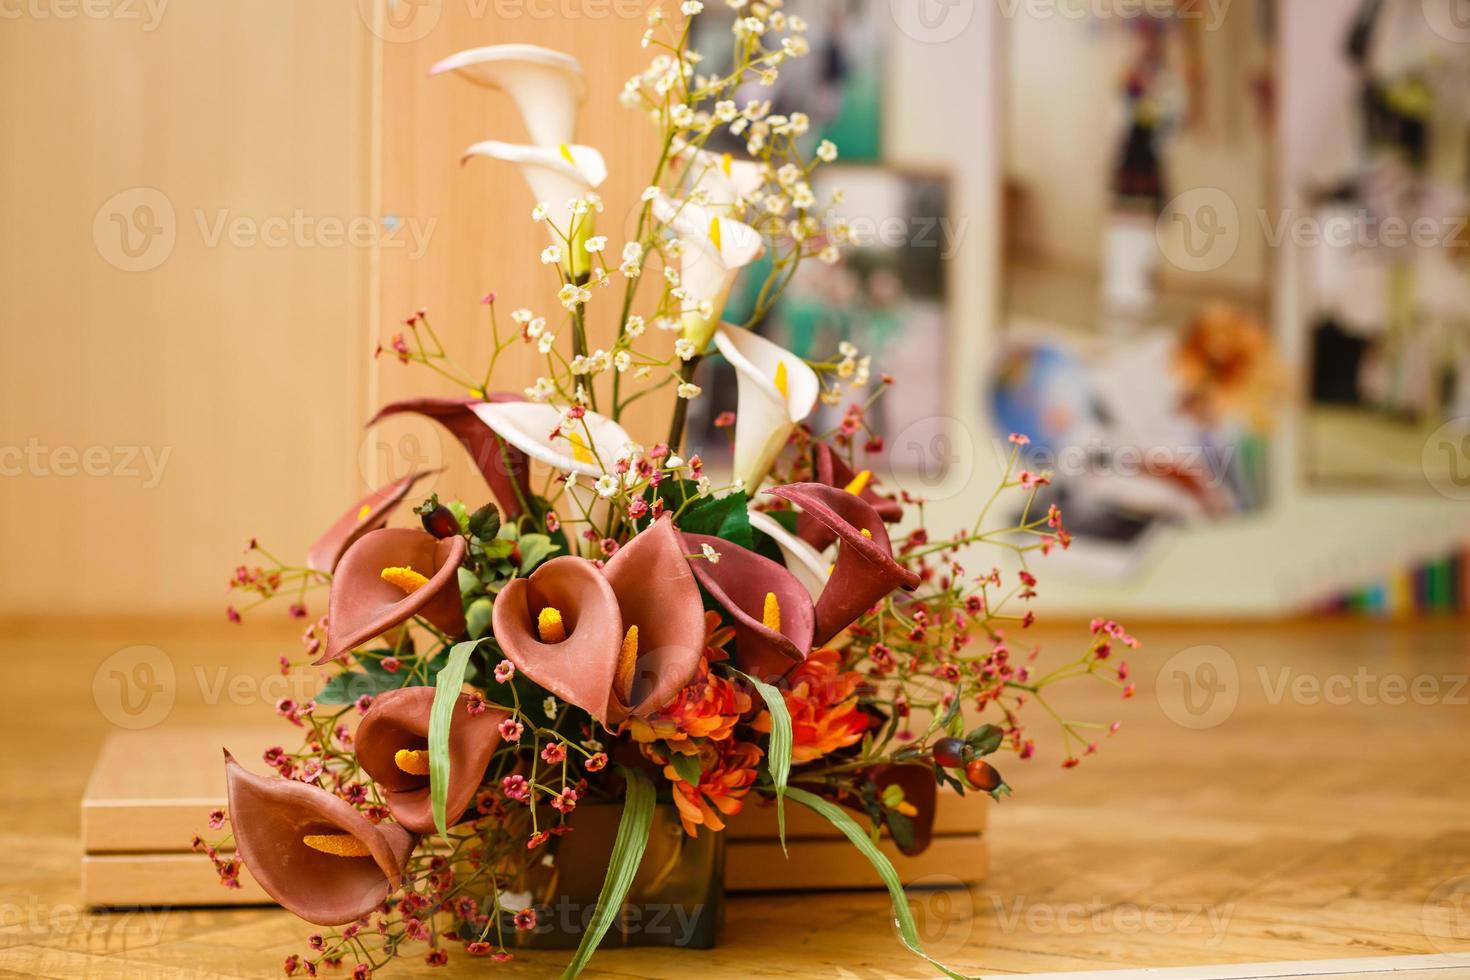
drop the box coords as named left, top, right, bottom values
left=429, top=45, right=586, bottom=147
left=678, top=147, right=765, bottom=208
left=471, top=402, right=634, bottom=478
left=461, top=142, right=607, bottom=214
left=747, top=509, right=829, bottom=601
left=714, top=324, right=819, bottom=492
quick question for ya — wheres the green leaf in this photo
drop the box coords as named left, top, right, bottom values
left=445, top=500, right=470, bottom=534
left=735, top=669, right=792, bottom=852
left=668, top=751, right=703, bottom=786
left=315, top=669, right=401, bottom=704
left=785, top=785, right=980, bottom=980
left=679, top=491, right=753, bottom=549
left=966, top=724, right=1004, bottom=756
left=465, top=597, right=493, bottom=640
left=481, top=538, right=515, bottom=561
left=468, top=502, right=501, bottom=541
left=428, top=638, right=486, bottom=839
left=517, top=533, right=560, bottom=574
left=456, top=567, right=479, bottom=596
left=558, top=767, right=656, bottom=980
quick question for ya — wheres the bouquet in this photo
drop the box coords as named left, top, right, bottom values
left=200, top=6, right=1137, bottom=977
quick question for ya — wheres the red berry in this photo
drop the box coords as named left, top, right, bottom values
left=965, top=759, right=1002, bottom=791
left=932, top=737, right=966, bottom=768
left=421, top=505, right=459, bottom=539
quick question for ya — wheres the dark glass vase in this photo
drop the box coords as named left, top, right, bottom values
left=516, top=803, right=724, bottom=950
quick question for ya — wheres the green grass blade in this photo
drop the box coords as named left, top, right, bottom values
left=428, top=638, right=484, bottom=840
left=558, top=767, right=656, bottom=979
left=785, top=785, right=980, bottom=980
left=736, top=669, right=792, bottom=853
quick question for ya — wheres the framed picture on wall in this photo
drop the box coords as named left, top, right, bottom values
left=989, top=0, right=1280, bottom=577
left=685, top=166, right=953, bottom=472
left=688, top=0, right=883, bottom=162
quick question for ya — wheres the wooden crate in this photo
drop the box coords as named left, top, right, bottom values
left=81, top=727, right=277, bottom=908
left=81, top=730, right=985, bottom=906
left=723, top=790, right=987, bottom=892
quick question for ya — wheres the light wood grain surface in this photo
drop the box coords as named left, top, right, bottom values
left=3, top=618, right=1470, bottom=977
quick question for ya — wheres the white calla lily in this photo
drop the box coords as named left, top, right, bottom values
left=678, top=146, right=766, bottom=213
left=429, top=45, right=586, bottom=147
left=748, top=509, right=828, bottom=601
left=713, top=323, right=819, bottom=493
left=471, top=401, right=634, bottom=479
left=653, top=194, right=765, bottom=350
left=462, top=141, right=607, bottom=277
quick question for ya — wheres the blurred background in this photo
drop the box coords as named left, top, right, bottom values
left=4, top=0, right=1470, bottom=626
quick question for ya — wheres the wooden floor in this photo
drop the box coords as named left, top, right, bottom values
left=3, top=618, right=1470, bottom=978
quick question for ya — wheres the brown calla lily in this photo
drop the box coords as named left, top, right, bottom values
left=368, top=395, right=531, bottom=518
left=222, top=750, right=416, bottom=926
left=601, top=517, right=706, bottom=723
left=355, top=687, right=508, bottom=834
left=306, top=470, right=433, bottom=574
left=765, top=483, right=920, bottom=646
left=316, top=528, right=467, bottom=665
left=797, top=444, right=902, bottom=552
left=491, top=555, right=622, bottom=725
left=681, top=531, right=814, bottom=683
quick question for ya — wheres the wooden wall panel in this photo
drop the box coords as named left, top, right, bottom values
left=0, top=2, right=373, bottom=617
left=369, top=1, right=668, bottom=510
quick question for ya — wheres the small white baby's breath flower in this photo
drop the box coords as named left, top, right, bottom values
left=532, top=203, right=549, bottom=222
left=700, top=543, right=721, bottom=564
left=665, top=454, right=685, bottom=470
left=654, top=316, right=680, bottom=332
left=584, top=235, right=607, bottom=254
left=681, top=0, right=703, bottom=14
left=676, top=381, right=702, bottom=399
left=595, top=474, right=620, bottom=498
left=622, top=241, right=644, bottom=262
left=633, top=365, right=652, bottom=381
left=696, top=475, right=712, bottom=496
left=543, top=697, right=558, bottom=720
left=817, top=139, right=838, bottom=163
left=511, top=308, right=533, bottom=324
left=641, top=186, right=660, bottom=202
left=541, top=245, right=562, bottom=265
left=538, top=333, right=556, bottom=354
left=623, top=315, right=646, bottom=338
left=674, top=338, right=697, bottom=361
left=613, top=350, right=631, bottom=372
left=820, top=245, right=840, bottom=264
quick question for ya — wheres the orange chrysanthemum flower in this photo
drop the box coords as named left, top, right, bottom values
left=784, top=648, right=869, bottom=763
left=625, top=613, right=749, bottom=752
left=625, top=656, right=752, bottom=751
left=663, top=739, right=762, bottom=836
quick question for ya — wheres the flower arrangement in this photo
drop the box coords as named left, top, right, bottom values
left=200, top=6, right=1137, bottom=978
